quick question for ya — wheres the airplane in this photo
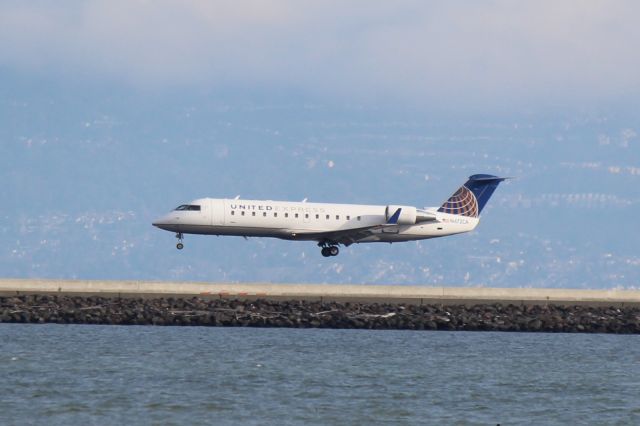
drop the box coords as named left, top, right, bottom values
left=152, top=174, right=507, bottom=257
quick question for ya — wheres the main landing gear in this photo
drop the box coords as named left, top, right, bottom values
left=176, top=233, right=184, bottom=250
left=319, top=242, right=339, bottom=257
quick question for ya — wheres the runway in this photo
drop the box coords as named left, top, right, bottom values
left=1, top=279, right=639, bottom=307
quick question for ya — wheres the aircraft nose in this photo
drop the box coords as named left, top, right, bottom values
left=152, top=213, right=176, bottom=230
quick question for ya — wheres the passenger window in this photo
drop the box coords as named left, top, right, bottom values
left=263, top=212, right=267, bottom=217
left=336, top=215, right=339, bottom=220
left=252, top=212, right=256, bottom=216
left=285, top=213, right=289, bottom=218
left=295, top=213, right=299, bottom=218
left=305, top=214, right=309, bottom=219
left=357, top=216, right=361, bottom=221
left=231, top=211, right=235, bottom=216
left=241, top=211, right=245, bottom=216
left=326, top=214, right=330, bottom=219
left=274, top=212, right=278, bottom=217
left=316, top=214, right=319, bottom=219
left=347, top=215, right=350, bottom=220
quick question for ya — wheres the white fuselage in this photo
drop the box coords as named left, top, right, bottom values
left=152, top=198, right=479, bottom=244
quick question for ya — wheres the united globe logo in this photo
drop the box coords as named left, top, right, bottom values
left=437, top=186, right=479, bottom=218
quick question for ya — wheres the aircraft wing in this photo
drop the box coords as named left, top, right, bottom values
left=294, top=208, right=404, bottom=246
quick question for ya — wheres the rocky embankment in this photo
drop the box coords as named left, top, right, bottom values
left=1, top=295, right=639, bottom=333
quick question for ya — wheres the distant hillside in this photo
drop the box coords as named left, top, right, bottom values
left=1, top=94, right=639, bottom=288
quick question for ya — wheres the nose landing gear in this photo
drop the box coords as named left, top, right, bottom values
left=319, top=242, right=339, bottom=257
left=176, top=233, right=184, bottom=250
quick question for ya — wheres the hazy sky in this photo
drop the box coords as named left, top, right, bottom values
left=2, top=1, right=639, bottom=109
left=1, top=1, right=639, bottom=287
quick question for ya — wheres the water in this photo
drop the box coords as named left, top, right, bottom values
left=1, top=324, right=639, bottom=425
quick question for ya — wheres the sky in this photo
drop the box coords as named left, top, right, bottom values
left=1, top=1, right=639, bottom=288
left=1, top=1, right=639, bottom=110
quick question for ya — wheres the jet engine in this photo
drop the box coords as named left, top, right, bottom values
left=385, top=205, right=417, bottom=225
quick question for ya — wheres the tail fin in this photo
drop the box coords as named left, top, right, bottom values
left=438, top=174, right=507, bottom=217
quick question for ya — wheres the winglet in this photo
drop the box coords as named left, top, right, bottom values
left=387, top=208, right=402, bottom=224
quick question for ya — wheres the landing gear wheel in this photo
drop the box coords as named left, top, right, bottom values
left=175, top=232, right=184, bottom=250
left=329, top=246, right=339, bottom=256
left=321, top=247, right=331, bottom=257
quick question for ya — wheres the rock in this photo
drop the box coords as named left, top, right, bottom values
left=0, top=295, right=639, bottom=334
left=528, top=319, right=542, bottom=331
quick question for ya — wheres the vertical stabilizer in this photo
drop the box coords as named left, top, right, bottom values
left=438, top=174, right=507, bottom=217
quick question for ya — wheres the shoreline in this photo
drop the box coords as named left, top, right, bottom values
left=2, top=279, right=640, bottom=307
left=2, top=294, right=639, bottom=334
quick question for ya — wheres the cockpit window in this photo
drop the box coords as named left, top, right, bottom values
left=174, top=204, right=201, bottom=211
